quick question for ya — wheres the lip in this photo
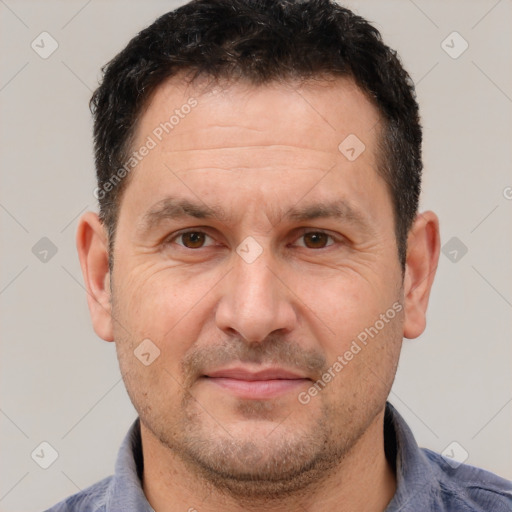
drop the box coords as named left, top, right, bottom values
left=205, top=367, right=306, bottom=380
left=201, top=367, right=310, bottom=399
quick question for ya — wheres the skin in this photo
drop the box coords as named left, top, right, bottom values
left=77, top=75, right=440, bottom=512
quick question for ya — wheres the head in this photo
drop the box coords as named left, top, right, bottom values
left=78, top=0, right=439, bottom=502
left=91, top=0, right=422, bottom=272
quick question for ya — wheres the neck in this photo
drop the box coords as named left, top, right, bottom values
left=140, top=407, right=396, bottom=512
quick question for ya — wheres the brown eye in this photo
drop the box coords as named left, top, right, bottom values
left=302, top=232, right=331, bottom=249
left=180, top=232, right=207, bottom=248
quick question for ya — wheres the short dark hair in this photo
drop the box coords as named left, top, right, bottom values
left=90, top=0, right=422, bottom=270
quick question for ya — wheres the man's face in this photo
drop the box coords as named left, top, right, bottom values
left=111, top=77, right=404, bottom=494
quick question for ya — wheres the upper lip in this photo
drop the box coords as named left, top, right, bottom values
left=204, top=367, right=308, bottom=381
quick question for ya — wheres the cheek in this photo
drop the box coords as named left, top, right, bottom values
left=111, top=271, right=201, bottom=408
left=289, top=266, right=399, bottom=341
left=314, top=300, right=403, bottom=409
left=113, top=264, right=221, bottom=357
left=290, top=268, right=403, bottom=401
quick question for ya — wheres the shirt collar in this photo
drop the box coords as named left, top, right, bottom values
left=105, top=417, right=154, bottom=512
left=383, top=402, right=438, bottom=510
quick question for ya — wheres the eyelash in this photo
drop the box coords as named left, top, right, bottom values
left=166, top=228, right=342, bottom=250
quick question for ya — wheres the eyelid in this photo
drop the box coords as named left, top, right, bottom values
left=165, top=228, right=217, bottom=247
left=162, top=227, right=346, bottom=249
left=291, top=228, right=340, bottom=248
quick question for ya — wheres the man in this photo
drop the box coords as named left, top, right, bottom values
left=46, top=0, right=512, bottom=510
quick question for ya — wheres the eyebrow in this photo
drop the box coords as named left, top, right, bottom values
left=137, top=196, right=374, bottom=236
left=284, top=200, right=374, bottom=235
left=137, top=197, right=227, bottom=234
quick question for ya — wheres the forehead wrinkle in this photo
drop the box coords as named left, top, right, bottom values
left=137, top=196, right=230, bottom=234
left=159, top=144, right=335, bottom=154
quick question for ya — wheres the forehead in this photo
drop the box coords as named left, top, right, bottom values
left=120, top=74, right=388, bottom=228
left=137, top=74, right=380, bottom=153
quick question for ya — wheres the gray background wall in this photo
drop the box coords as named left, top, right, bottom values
left=0, top=1, right=511, bottom=510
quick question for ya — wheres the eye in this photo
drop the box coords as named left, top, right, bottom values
left=295, top=231, right=336, bottom=249
left=171, top=230, right=216, bottom=249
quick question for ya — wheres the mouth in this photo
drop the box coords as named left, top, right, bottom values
left=201, top=367, right=310, bottom=400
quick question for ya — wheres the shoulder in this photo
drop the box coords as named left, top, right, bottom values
left=43, top=476, right=113, bottom=512
left=422, top=448, right=512, bottom=511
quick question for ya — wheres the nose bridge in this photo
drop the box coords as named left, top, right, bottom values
left=215, top=244, right=296, bottom=342
left=235, top=252, right=275, bottom=311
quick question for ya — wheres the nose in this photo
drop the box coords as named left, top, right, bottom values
left=215, top=250, right=298, bottom=343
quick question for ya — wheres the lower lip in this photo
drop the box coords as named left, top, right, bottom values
left=203, top=377, right=309, bottom=399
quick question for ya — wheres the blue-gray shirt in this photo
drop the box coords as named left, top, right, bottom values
left=45, top=402, right=512, bottom=511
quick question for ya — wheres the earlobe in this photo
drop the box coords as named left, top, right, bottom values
left=402, top=211, right=440, bottom=340
left=76, top=211, right=114, bottom=342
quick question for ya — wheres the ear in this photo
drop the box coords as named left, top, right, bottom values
left=76, top=211, right=114, bottom=342
left=403, top=211, right=440, bottom=339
